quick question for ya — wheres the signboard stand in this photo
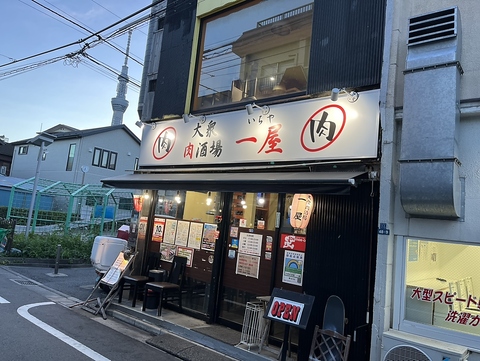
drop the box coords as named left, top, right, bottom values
left=74, top=251, right=135, bottom=319
left=264, top=288, right=315, bottom=361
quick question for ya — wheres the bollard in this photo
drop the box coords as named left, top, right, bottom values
left=54, top=244, right=62, bottom=275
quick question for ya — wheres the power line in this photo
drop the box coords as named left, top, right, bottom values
left=31, top=0, right=144, bottom=66
left=0, top=1, right=160, bottom=69
left=89, top=0, right=148, bottom=37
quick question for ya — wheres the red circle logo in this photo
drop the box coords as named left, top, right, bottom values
left=152, top=126, right=176, bottom=160
left=300, top=104, right=346, bottom=152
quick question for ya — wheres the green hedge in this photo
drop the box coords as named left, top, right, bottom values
left=3, top=232, right=95, bottom=260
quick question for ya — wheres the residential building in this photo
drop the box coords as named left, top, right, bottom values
left=11, top=124, right=140, bottom=185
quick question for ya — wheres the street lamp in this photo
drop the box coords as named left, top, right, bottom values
left=25, top=132, right=56, bottom=238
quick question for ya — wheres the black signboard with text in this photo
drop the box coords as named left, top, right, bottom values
left=264, top=287, right=315, bottom=329
left=264, top=288, right=315, bottom=361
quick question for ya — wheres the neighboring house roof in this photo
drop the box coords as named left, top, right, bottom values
left=0, top=142, right=14, bottom=157
left=10, top=124, right=141, bottom=146
left=43, top=124, right=79, bottom=134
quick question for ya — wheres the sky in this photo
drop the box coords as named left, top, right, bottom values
left=0, top=0, right=154, bottom=143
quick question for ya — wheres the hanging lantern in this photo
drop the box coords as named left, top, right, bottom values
left=133, top=195, right=143, bottom=212
left=290, top=194, right=314, bottom=229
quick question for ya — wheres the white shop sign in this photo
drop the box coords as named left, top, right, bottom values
left=139, top=90, right=379, bottom=167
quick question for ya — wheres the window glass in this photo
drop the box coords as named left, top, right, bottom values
left=92, top=148, right=101, bottom=166
left=100, top=150, right=109, bottom=168
left=66, top=143, right=76, bottom=171
left=231, top=192, right=278, bottom=231
left=148, top=79, right=157, bottom=92
left=18, top=146, right=28, bottom=155
left=155, top=190, right=221, bottom=224
left=193, top=1, right=313, bottom=111
left=404, top=238, right=480, bottom=336
left=108, top=152, right=117, bottom=170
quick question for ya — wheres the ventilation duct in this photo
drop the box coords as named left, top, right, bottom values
left=399, top=7, right=463, bottom=219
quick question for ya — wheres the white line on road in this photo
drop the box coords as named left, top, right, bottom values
left=0, top=296, right=9, bottom=303
left=17, top=302, right=111, bottom=361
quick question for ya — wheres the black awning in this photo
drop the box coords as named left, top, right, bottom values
left=102, top=171, right=367, bottom=195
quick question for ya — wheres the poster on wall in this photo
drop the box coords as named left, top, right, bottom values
left=230, top=226, right=238, bottom=238
left=283, top=250, right=305, bottom=286
left=176, top=246, right=194, bottom=267
left=152, top=217, right=166, bottom=243
left=280, top=234, right=306, bottom=252
left=160, top=243, right=176, bottom=262
left=236, top=253, right=260, bottom=278
left=163, top=219, right=178, bottom=244
left=187, top=222, right=204, bottom=249
left=239, top=232, right=263, bottom=256
left=175, top=220, right=190, bottom=246
left=138, top=216, right=148, bottom=241
left=201, top=223, right=218, bottom=251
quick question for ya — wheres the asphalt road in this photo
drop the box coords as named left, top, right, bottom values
left=0, top=265, right=181, bottom=361
left=4, top=264, right=100, bottom=303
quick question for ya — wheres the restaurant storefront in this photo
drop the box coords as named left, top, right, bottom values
left=104, top=90, right=381, bottom=359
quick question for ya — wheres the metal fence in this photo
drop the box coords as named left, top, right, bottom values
left=5, top=178, right=135, bottom=235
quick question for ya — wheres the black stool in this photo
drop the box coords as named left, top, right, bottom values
left=118, top=275, right=149, bottom=307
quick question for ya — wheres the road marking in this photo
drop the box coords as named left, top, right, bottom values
left=18, top=302, right=111, bottom=361
left=0, top=296, right=9, bottom=303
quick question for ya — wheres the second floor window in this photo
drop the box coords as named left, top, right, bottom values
left=193, top=0, right=313, bottom=112
left=18, top=146, right=28, bottom=155
left=66, top=143, right=76, bottom=171
left=92, top=147, right=117, bottom=170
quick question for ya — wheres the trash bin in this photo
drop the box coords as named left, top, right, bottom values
left=149, top=269, right=165, bottom=282
left=144, top=269, right=165, bottom=309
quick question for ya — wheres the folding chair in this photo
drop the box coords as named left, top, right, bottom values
left=142, top=256, right=187, bottom=316
left=308, top=325, right=351, bottom=361
left=79, top=251, right=136, bottom=319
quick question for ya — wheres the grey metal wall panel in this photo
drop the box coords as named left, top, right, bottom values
left=298, top=182, right=379, bottom=360
left=400, top=7, right=462, bottom=219
left=151, top=0, right=197, bottom=120
left=307, top=0, right=385, bottom=94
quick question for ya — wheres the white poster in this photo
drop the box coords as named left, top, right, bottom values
left=238, top=232, right=263, bottom=256
left=187, top=222, right=204, bottom=250
left=235, top=253, right=260, bottom=279
left=175, top=220, right=190, bottom=247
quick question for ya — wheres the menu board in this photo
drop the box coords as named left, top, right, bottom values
left=187, top=222, right=204, bottom=249
left=235, top=253, right=260, bottom=278
left=238, top=232, right=263, bottom=256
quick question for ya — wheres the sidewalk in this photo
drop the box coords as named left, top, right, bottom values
left=2, top=265, right=293, bottom=361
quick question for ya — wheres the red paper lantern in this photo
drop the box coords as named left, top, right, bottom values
left=133, top=195, right=143, bottom=212
left=290, top=194, right=314, bottom=229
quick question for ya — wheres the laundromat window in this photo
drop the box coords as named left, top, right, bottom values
left=231, top=192, right=278, bottom=231
left=404, top=238, right=480, bottom=337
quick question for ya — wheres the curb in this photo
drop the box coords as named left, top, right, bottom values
left=106, top=304, right=273, bottom=361
left=0, top=257, right=91, bottom=268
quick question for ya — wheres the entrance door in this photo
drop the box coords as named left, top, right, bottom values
left=217, top=192, right=280, bottom=327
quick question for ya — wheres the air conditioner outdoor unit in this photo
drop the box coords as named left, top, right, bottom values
left=382, top=330, right=469, bottom=361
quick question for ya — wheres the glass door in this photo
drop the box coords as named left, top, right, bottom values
left=218, top=192, right=279, bottom=327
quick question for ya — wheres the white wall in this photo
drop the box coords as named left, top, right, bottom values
left=10, top=128, right=140, bottom=185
